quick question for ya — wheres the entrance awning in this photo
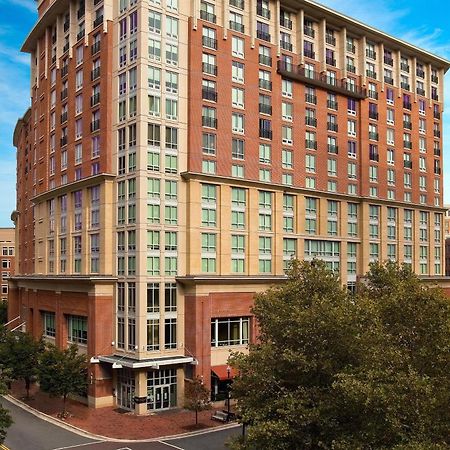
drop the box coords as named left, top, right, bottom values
left=211, top=365, right=238, bottom=381
left=97, top=355, right=194, bottom=369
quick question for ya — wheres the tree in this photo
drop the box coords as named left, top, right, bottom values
left=0, top=367, right=13, bottom=444
left=229, top=260, right=450, bottom=450
left=184, top=376, right=211, bottom=425
left=0, top=301, right=7, bottom=325
left=0, top=331, right=44, bottom=398
left=38, top=344, right=88, bottom=417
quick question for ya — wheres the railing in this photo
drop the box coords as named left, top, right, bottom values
left=280, top=41, right=292, bottom=51
left=305, top=117, right=317, bottom=127
left=257, top=30, right=271, bottom=41
left=416, top=68, right=425, bottom=78
left=77, top=30, right=85, bottom=41
left=384, top=56, right=393, bottom=66
left=403, top=102, right=412, bottom=110
left=60, top=88, right=68, bottom=100
left=404, top=160, right=412, bottom=169
left=91, top=67, right=101, bottom=80
left=369, top=111, right=378, bottom=120
left=434, top=111, right=441, bottom=120
left=202, top=63, right=217, bottom=76
left=202, top=87, right=217, bottom=102
left=280, top=17, right=292, bottom=29
left=63, top=21, right=70, bottom=32
left=61, top=65, right=69, bottom=77
left=202, top=116, right=217, bottom=128
left=91, top=93, right=100, bottom=106
left=259, top=128, right=272, bottom=139
left=403, top=121, right=412, bottom=130
left=259, top=79, right=272, bottom=90
left=305, top=94, right=317, bottom=104
left=277, top=61, right=367, bottom=99
left=432, top=93, right=439, bottom=101
left=384, top=76, right=394, bottom=85
left=431, top=74, right=439, bottom=83
left=416, top=88, right=425, bottom=96
left=60, top=112, right=68, bottom=123
left=366, top=49, right=376, bottom=59
left=60, top=136, right=68, bottom=146
left=366, top=70, right=377, bottom=79
left=328, top=145, right=338, bottom=154
left=305, top=140, right=317, bottom=149
left=400, top=62, right=410, bottom=72
left=77, top=8, right=84, bottom=19
left=304, top=26, right=314, bottom=37
left=369, top=132, right=379, bottom=141
left=326, top=57, right=336, bottom=66
left=256, top=5, right=270, bottom=19
left=93, top=16, right=103, bottom=28
left=230, top=0, right=244, bottom=8
left=91, top=119, right=100, bottom=132
left=327, top=123, right=338, bottom=132
left=327, top=100, right=338, bottom=110
left=434, top=130, right=441, bottom=138
left=91, top=41, right=101, bottom=55
left=202, top=36, right=217, bottom=49
left=325, top=35, right=336, bottom=45
left=303, top=49, right=315, bottom=59
left=259, top=103, right=272, bottom=115
left=401, top=82, right=410, bottom=91
left=200, top=10, right=216, bottom=23
left=347, top=64, right=356, bottom=73
left=229, top=21, right=244, bottom=33
left=347, top=43, right=355, bottom=53
left=259, top=54, right=272, bottom=66
left=63, top=43, right=69, bottom=53
left=434, top=148, right=441, bottom=156
left=403, top=141, right=412, bottom=149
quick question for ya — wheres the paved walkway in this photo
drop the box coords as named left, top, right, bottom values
left=9, top=381, right=233, bottom=440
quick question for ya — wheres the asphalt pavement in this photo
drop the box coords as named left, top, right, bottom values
left=0, top=396, right=241, bottom=450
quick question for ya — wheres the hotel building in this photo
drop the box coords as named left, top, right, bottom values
left=10, top=0, right=449, bottom=412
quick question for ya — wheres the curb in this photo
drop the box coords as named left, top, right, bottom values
left=2, top=394, right=240, bottom=443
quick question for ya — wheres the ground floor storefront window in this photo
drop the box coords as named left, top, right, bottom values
left=146, top=368, right=177, bottom=410
left=117, top=369, right=135, bottom=411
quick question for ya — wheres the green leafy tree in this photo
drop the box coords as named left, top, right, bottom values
left=38, top=344, right=88, bottom=416
left=229, top=260, right=450, bottom=450
left=0, top=367, right=13, bottom=444
left=0, top=301, right=7, bottom=325
left=0, top=331, right=44, bottom=398
left=184, top=376, right=211, bottom=425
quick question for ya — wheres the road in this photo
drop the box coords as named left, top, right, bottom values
left=0, top=397, right=241, bottom=450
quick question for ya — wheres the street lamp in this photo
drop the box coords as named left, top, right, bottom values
left=226, top=365, right=231, bottom=419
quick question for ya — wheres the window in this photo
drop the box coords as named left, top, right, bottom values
left=42, top=312, right=56, bottom=338
left=211, top=317, right=249, bottom=347
left=164, top=318, right=177, bottom=349
left=232, top=87, right=244, bottom=108
left=67, top=315, right=87, bottom=344
left=232, top=36, right=244, bottom=57
left=232, top=61, right=244, bottom=83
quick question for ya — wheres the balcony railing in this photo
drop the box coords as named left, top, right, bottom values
left=347, top=64, right=356, bottom=73
left=256, top=5, right=270, bottom=19
left=325, top=35, right=336, bottom=46
left=60, top=88, right=68, bottom=100
left=403, top=121, right=412, bottom=130
left=60, top=112, right=68, bottom=123
left=257, top=30, right=271, bottom=41
left=259, top=79, right=272, bottom=91
left=347, top=43, right=355, bottom=53
left=259, top=54, right=272, bottom=66
left=434, top=167, right=441, bottom=175
left=229, top=21, right=244, bottom=33
left=366, top=49, right=376, bottom=59
left=327, top=122, right=338, bottom=132
left=304, top=25, right=314, bottom=37
left=303, top=49, right=315, bottom=59
left=416, top=88, right=425, bottom=96
left=403, top=101, right=412, bottom=110
left=202, top=87, right=217, bottom=102
left=328, top=145, right=338, bottom=154
left=434, top=130, right=441, bottom=138
left=404, top=160, right=412, bottom=169
left=434, top=111, right=441, bottom=120
left=369, top=152, right=379, bottom=162
left=91, top=67, right=101, bottom=80
left=369, top=132, right=379, bottom=141
left=434, top=147, right=441, bottom=156
left=384, top=56, right=393, bottom=66
left=93, top=16, right=103, bottom=28
left=63, top=21, right=70, bottom=32
left=401, top=82, right=410, bottom=91
left=305, top=93, right=317, bottom=104
left=202, top=116, right=217, bottom=128
left=327, top=100, right=338, bottom=110
left=369, top=111, right=379, bottom=120
left=280, top=16, right=292, bottom=29
left=305, top=117, right=317, bottom=127
left=202, top=36, right=217, bottom=49
left=91, top=119, right=100, bottom=132
left=91, top=41, right=101, bottom=55
left=77, top=30, right=85, bottom=41
left=400, top=62, right=410, bottom=72
left=280, top=41, right=293, bottom=51
left=91, top=93, right=100, bottom=106
left=230, top=0, right=244, bottom=8
left=326, top=57, right=336, bottom=66
left=366, top=70, right=377, bottom=79
left=61, top=65, right=69, bottom=77
left=259, top=128, right=272, bottom=139
left=200, top=10, right=217, bottom=23
left=277, top=61, right=367, bottom=99
left=63, top=42, right=69, bottom=53
left=431, top=74, right=439, bottom=83
left=384, top=76, right=394, bottom=85
left=202, top=63, right=217, bottom=76
left=432, top=93, right=439, bottom=101
left=305, top=139, right=317, bottom=149
left=77, top=8, right=85, bottom=19
left=403, top=141, right=412, bottom=149
left=416, top=68, right=425, bottom=78
left=259, top=103, right=272, bottom=115
left=60, top=136, right=68, bottom=146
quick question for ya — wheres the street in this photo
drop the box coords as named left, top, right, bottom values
left=0, top=397, right=241, bottom=450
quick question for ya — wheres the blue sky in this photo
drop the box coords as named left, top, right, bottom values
left=0, top=0, right=449, bottom=227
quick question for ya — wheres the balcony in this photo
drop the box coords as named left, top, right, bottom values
left=259, top=79, right=272, bottom=91
left=280, top=16, right=292, bottom=29
left=303, top=49, right=315, bottom=59
left=277, top=61, right=367, bottom=99
left=259, top=128, right=272, bottom=139
left=91, top=67, right=101, bottom=80
left=257, top=30, right=271, bottom=42
left=366, top=49, right=376, bottom=59
left=384, top=56, right=393, bottom=66
left=60, top=88, right=68, bottom=100
left=305, top=117, right=317, bottom=127
left=259, top=54, right=272, bottom=66
left=326, top=35, right=336, bottom=46
left=93, top=16, right=103, bottom=28
left=256, top=5, right=270, bottom=19
left=404, top=160, right=412, bottom=169
left=369, top=132, right=379, bottom=141
left=368, top=91, right=378, bottom=100
left=305, top=93, right=317, bottom=104
left=403, top=121, right=412, bottom=130
left=434, top=130, right=441, bottom=138
left=403, top=141, right=412, bottom=149
left=434, top=111, right=441, bottom=120
left=280, top=40, right=293, bottom=51
left=60, top=136, right=68, bottom=147
left=347, top=43, right=355, bottom=53
left=400, top=62, right=410, bottom=72
left=259, top=103, right=272, bottom=115
left=202, top=87, right=217, bottom=102
left=328, top=145, right=338, bottom=154
left=60, top=112, right=68, bottom=123
left=63, top=21, right=70, bottom=32
left=327, top=100, right=338, bottom=110
left=91, top=119, right=100, bottom=132
left=401, top=82, right=410, bottom=91
left=91, top=41, right=101, bottom=55
left=202, top=63, right=217, bottom=76
left=416, top=88, right=426, bottom=96
left=369, top=111, right=379, bottom=120
left=369, top=152, right=379, bottom=162
left=304, top=26, right=315, bottom=37
left=366, top=70, right=377, bottom=79
left=229, top=21, right=244, bottom=33
left=61, top=65, right=69, bottom=77
left=326, top=57, right=336, bottom=66
left=305, top=139, right=317, bottom=149
left=91, top=93, right=100, bottom=106
left=431, top=74, right=439, bottom=83
left=77, top=30, right=85, bottom=41
left=200, top=10, right=216, bottom=23
left=417, top=68, right=425, bottom=78
left=202, top=116, right=217, bottom=128
left=384, top=76, right=394, bottom=85
left=202, top=36, right=217, bottom=49
left=327, top=122, right=338, bottom=132
left=347, top=64, right=356, bottom=73
left=403, top=101, right=412, bottom=110
left=230, top=0, right=244, bottom=8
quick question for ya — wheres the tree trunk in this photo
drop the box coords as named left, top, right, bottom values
left=25, top=377, right=30, bottom=399
left=195, top=409, right=198, bottom=425
left=63, top=394, right=67, bottom=415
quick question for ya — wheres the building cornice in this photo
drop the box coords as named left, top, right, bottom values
left=31, top=173, right=116, bottom=204
left=9, top=275, right=117, bottom=283
left=181, top=172, right=447, bottom=213
left=13, top=108, right=31, bottom=148
left=176, top=275, right=288, bottom=286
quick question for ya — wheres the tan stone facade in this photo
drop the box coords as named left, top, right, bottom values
left=10, top=0, right=449, bottom=413
left=0, top=228, right=15, bottom=303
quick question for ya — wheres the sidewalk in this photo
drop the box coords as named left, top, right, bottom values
left=9, top=381, right=231, bottom=440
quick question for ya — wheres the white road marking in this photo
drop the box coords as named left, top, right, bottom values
left=157, top=440, right=184, bottom=450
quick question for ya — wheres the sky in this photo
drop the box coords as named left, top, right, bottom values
left=0, top=0, right=449, bottom=227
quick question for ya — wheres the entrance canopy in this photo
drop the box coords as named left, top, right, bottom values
left=211, top=365, right=238, bottom=381
left=98, top=354, right=194, bottom=369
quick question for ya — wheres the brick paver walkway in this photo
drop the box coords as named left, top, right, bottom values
left=10, top=381, right=229, bottom=440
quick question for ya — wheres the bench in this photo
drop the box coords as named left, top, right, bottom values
left=211, top=410, right=229, bottom=422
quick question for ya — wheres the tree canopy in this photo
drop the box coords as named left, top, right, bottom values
left=184, top=376, right=211, bottom=425
left=229, top=260, right=450, bottom=450
left=0, top=367, right=13, bottom=444
left=38, top=343, right=88, bottom=415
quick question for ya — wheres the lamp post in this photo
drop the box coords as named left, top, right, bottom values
left=226, top=365, right=231, bottom=419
